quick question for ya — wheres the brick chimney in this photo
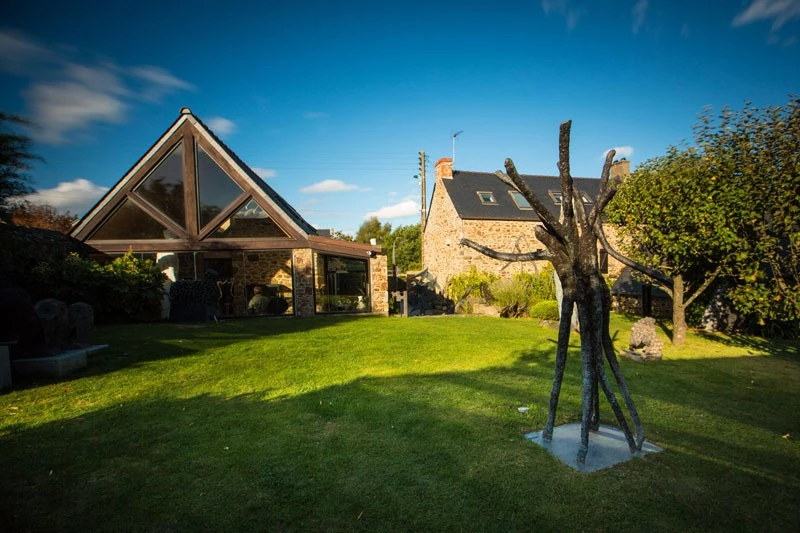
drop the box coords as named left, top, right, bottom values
left=610, top=158, right=631, bottom=180
left=435, top=157, right=453, bottom=180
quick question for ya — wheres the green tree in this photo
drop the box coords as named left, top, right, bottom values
left=331, top=230, right=354, bottom=241
left=384, top=223, right=421, bottom=272
left=607, top=96, right=800, bottom=341
left=606, top=147, right=737, bottom=345
left=355, top=216, right=392, bottom=245
left=696, top=97, right=800, bottom=326
left=0, top=112, right=39, bottom=220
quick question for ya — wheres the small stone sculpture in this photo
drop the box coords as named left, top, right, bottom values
left=35, top=299, right=70, bottom=355
left=622, top=317, right=663, bottom=362
left=67, top=302, right=94, bottom=347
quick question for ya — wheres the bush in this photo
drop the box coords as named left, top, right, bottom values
left=487, top=266, right=557, bottom=318
left=30, top=252, right=165, bottom=323
left=514, top=265, right=557, bottom=302
left=530, top=300, right=559, bottom=320
left=445, top=267, right=499, bottom=302
left=489, top=277, right=534, bottom=318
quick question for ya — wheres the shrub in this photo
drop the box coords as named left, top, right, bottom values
left=530, top=300, right=559, bottom=320
left=489, top=277, right=534, bottom=318
left=30, top=252, right=165, bottom=323
left=445, top=267, right=499, bottom=302
left=487, top=266, right=557, bottom=318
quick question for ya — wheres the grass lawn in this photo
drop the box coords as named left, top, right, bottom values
left=1, top=314, right=798, bottom=531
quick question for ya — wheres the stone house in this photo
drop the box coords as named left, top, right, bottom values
left=70, top=108, right=388, bottom=318
left=422, top=157, right=629, bottom=293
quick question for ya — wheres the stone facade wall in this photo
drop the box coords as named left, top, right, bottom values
left=232, top=250, right=294, bottom=315
left=613, top=294, right=672, bottom=318
left=369, top=253, right=389, bottom=315
left=292, top=248, right=315, bottom=317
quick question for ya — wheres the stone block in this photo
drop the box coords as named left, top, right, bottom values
left=12, top=345, right=107, bottom=378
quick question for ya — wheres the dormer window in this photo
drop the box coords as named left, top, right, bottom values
left=548, top=190, right=593, bottom=205
left=509, top=191, right=532, bottom=210
left=477, top=191, right=497, bottom=205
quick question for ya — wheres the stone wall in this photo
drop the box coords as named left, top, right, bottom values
left=613, top=294, right=672, bottom=318
left=232, top=250, right=294, bottom=315
left=369, top=253, right=389, bottom=315
left=292, top=248, right=315, bottom=317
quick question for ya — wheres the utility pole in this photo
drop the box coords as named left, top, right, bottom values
left=418, top=150, right=426, bottom=266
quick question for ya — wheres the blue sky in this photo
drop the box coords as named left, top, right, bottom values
left=1, top=0, right=798, bottom=236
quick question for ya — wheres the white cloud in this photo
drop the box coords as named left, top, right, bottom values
left=251, top=167, right=277, bottom=179
left=0, top=29, right=56, bottom=74
left=207, top=116, right=236, bottom=136
left=0, top=30, right=194, bottom=144
left=603, top=146, right=634, bottom=160
left=301, top=179, right=359, bottom=193
left=631, top=0, right=649, bottom=34
left=540, top=0, right=584, bottom=30
left=303, top=111, right=329, bottom=119
left=19, top=178, right=109, bottom=216
left=733, top=0, right=800, bottom=29
left=365, top=199, right=419, bottom=220
left=26, top=81, right=128, bottom=144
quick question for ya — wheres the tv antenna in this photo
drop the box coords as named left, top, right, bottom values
left=452, top=130, right=463, bottom=167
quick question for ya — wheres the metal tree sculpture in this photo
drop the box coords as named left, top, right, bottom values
left=461, top=120, right=661, bottom=463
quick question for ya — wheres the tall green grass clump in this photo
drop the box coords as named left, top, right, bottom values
left=490, top=266, right=557, bottom=318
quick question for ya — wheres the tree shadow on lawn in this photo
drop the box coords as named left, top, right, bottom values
left=7, top=315, right=377, bottom=391
left=3, top=347, right=798, bottom=531
left=694, top=330, right=799, bottom=358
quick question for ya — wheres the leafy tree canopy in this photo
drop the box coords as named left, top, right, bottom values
left=0, top=112, right=39, bottom=220
left=384, top=223, right=421, bottom=272
left=608, top=96, right=799, bottom=330
left=355, top=216, right=392, bottom=245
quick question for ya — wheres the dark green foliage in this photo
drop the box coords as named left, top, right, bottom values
left=530, top=300, right=559, bottom=320
left=29, top=252, right=165, bottom=323
left=0, top=112, right=39, bottom=220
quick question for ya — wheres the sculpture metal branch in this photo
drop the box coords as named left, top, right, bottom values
left=460, top=120, right=645, bottom=463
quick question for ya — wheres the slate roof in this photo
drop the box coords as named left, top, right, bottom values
left=442, top=170, right=602, bottom=221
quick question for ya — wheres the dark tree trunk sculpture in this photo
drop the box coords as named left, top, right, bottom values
left=461, top=120, right=659, bottom=463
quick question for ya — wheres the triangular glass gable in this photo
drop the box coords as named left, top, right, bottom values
left=90, top=198, right=178, bottom=240
left=135, top=141, right=186, bottom=227
left=197, top=145, right=244, bottom=229
left=209, top=198, right=290, bottom=238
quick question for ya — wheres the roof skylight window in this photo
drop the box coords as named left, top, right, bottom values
left=509, top=191, right=533, bottom=210
left=477, top=191, right=497, bottom=205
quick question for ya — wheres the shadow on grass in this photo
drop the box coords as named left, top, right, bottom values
left=7, top=314, right=377, bottom=390
left=2, top=347, right=799, bottom=531
left=694, top=330, right=799, bottom=358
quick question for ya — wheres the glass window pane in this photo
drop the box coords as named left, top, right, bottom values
left=197, top=146, right=243, bottom=228
left=135, top=142, right=185, bottom=227
left=209, top=199, right=289, bottom=238
left=91, top=198, right=178, bottom=240
left=314, top=254, right=370, bottom=313
left=509, top=191, right=532, bottom=209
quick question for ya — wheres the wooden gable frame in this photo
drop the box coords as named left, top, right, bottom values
left=71, top=109, right=310, bottom=253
